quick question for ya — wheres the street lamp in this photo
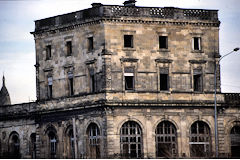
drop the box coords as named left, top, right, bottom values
left=214, top=47, right=240, bottom=158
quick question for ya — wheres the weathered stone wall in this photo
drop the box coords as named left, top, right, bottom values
left=35, top=23, right=105, bottom=100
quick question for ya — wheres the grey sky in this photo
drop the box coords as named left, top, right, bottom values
left=0, top=0, right=239, bottom=104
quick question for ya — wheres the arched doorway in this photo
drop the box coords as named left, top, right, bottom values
left=86, top=123, right=101, bottom=158
left=120, top=121, right=143, bottom=158
left=155, top=121, right=177, bottom=158
left=230, top=126, right=240, bottom=158
left=8, top=132, right=20, bottom=158
left=189, top=121, right=211, bottom=157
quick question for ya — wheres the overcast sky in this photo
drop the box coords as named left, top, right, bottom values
left=0, top=0, right=239, bottom=104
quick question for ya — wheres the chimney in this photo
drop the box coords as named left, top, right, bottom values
left=123, top=0, right=136, bottom=7
left=91, top=3, right=102, bottom=8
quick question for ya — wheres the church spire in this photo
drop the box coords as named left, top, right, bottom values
left=0, top=74, right=11, bottom=106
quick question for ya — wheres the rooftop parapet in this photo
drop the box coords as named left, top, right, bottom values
left=33, top=4, right=219, bottom=33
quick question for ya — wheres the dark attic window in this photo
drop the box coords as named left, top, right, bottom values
left=159, top=36, right=168, bottom=49
left=124, top=35, right=133, bottom=48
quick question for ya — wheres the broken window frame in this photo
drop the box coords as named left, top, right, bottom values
left=46, top=45, right=52, bottom=60
left=189, top=121, right=211, bottom=158
left=66, top=41, right=72, bottom=56
left=47, top=77, right=53, bottom=98
left=88, top=37, right=94, bottom=52
left=124, top=67, right=135, bottom=91
left=193, top=69, right=203, bottom=92
left=192, top=37, right=201, bottom=51
left=120, top=121, right=143, bottom=158
left=86, top=123, right=101, bottom=158
left=159, top=36, right=168, bottom=49
left=155, top=121, right=177, bottom=158
left=124, top=35, right=133, bottom=48
left=230, top=125, right=240, bottom=158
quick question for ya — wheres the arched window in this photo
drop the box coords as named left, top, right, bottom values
left=65, top=126, right=75, bottom=159
left=86, top=123, right=101, bottom=158
left=155, top=121, right=177, bottom=158
left=48, top=131, right=57, bottom=158
left=30, top=133, right=36, bottom=159
left=120, top=121, right=143, bottom=158
left=8, top=132, right=20, bottom=158
left=230, top=125, right=240, bottom=158
left=189, top=121, right=211, bottom=157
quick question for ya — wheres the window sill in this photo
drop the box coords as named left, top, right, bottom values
left=191, top=50, right=204, bottom=53
left=159, top=90, right=171, bottom=93
left=123, top=48, right=136, bottom=51
left=87, top=50, right=94, bottom=54
left=46, top=58, right=52, bottom=61
left=158, top=49, right=170, bottom=52
left=66, top=54, right=72, bottom=57
left=124, top=89, right=135, bottom=93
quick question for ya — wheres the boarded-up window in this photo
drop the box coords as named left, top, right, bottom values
left=230, top=126, right=240, bottom=158
left=155, top=121, right=177, bottom=158
left=86, top=123, right=101, bottom=158
left=120, top=121, right=143, bottom=158
left=189, top=121, right=211, bottom=157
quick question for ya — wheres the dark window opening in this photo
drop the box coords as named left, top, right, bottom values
left=49, top=132, right=57, bottom=158
left=125, top=76, right=134, bottom=90
left=46, top=45, right=51, bottom=60
left=68, top=129, right=75, bottom=159
left=230, top=126, right=240, bottom=158
left=160, top=73, right=169, bottom=91
left=66, top=41, right=72, bottom=56
left=87, top=123, right=101, bottom=158
left=155, top=121, right=177, bottom=158
left=189, top=121, right=211, bottom=158
left=9, top=134, right=20, bottom=158
left=48, top=77, right=53, bottom=99
left=88, top=37, right=94, bottom=52
left=30, top=133, right=36, bottom=159
left=193, top=37, right=200, bottom=50
left=124, top=35, right=133, bottom=48
left=120, top=121, right=143, bottom=158
left=194, top=74, right=202, bottom=92
left=69, top=78, right=74, bottom=96
left=159, top=36, right=168, bottom=49
left=90, top=75, right=95, bottom=93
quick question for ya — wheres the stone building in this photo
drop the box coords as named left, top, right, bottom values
left=0, top=0, right=240, bottom=158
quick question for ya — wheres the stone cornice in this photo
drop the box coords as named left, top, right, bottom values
left=32, top=18, right=220, bottom=37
